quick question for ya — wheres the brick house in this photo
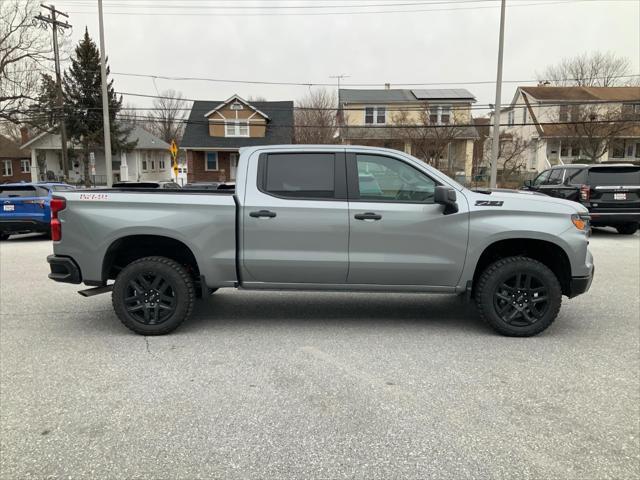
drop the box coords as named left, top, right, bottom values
left=181, top=95, right=293, bottom=183
left=0, top=133, right=31, bottom=183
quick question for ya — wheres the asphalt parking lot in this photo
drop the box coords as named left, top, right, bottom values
left=0, top=230, right=638, bottom=479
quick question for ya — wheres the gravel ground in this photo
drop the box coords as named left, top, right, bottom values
left=0, top=229, right=638, bottom=479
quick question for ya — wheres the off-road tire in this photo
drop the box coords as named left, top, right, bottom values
left=616, top=223, right=639, bottom=235
left=112, top=256, right=195, bottom=335
left=475, top=256, right=562, bottom=337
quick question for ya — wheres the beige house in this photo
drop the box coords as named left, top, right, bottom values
left=338, top=88, right=479, bottom=180
left=494, top=86, right=640, bottom=172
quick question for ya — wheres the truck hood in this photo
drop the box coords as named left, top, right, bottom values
left=467, top=188, right=588, bottom=214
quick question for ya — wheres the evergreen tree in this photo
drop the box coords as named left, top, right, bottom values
left=63, top=28, right=135, bottom=185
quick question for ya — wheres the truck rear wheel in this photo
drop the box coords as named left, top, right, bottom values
left=616, top=223, right=638, bottom=235
left=475, top=256, right=562, bottom=337
left=112, top=256, right=195, bottom=335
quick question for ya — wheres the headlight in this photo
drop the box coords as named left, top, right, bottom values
left=571, top=213, right=590, bottom=231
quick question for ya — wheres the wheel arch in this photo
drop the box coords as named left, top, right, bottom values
left=102, top=234, right=201, bottom=284
left=471, top=238, right=572, bottom=297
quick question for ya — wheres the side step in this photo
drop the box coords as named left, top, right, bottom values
left=78, top=285, right=113, bottom=297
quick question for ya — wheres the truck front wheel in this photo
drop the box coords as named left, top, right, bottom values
left=475, top=256, right=562, bottom=337
left=112, top=256, right=195, bottom=335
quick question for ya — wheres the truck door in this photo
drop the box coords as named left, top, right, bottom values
left=241, top=151, right=349, bottom=284
left=345, top=153, right=468, bottom=287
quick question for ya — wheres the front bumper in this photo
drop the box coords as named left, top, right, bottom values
left=47, top=255, right=82, bottom=284
left=568, top=266, right=594, bottom=298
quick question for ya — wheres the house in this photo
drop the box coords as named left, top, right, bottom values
left=338, top=88, right=479, bottom=179
left=493, top=86, right=640, bottom=172
left=0, top=132, right=31, bottom=183
left=180, top=95, right=293, bottom=183
left=20, top=126, right=173, bottom=185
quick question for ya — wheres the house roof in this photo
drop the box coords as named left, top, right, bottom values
left=21, top=126, right=169, bottom=151
left=181, top=100, right=294, bottom=149
left=203, top=95, right=270, bottom=120
left=127, top=126, right=171, bottom=150
left=0, top=134, right=30, bottom=158
left=339, top=88, right=476, bottom=103
left=519, top=86, right=640, bottom=102
left=342, top=125, right=479, bottom=141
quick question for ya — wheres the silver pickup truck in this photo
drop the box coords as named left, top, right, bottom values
left=47, top=145, right=594, bottom=337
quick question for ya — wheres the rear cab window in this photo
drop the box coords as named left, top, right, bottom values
left=258, top=152, right=346, bottom=200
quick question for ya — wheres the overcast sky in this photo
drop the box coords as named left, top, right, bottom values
left=55, top=0, right=639, bottom=114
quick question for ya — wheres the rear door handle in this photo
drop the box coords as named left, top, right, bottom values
left=354, top=212, right=382, bottom=221
left=249, top=210, right=277, bottom=218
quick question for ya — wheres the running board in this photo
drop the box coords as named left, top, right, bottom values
left=78, top=285, right=113, bottom=297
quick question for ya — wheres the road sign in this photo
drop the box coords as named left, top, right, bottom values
left=172, top=160, right=179, bottom=178
left=169, top=140, right=178, bottom=159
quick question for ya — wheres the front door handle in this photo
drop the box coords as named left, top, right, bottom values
left=249, top=210, right=277, bottom=218
left=354, top=212, right=382, bottom=221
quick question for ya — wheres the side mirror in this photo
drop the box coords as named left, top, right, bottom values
left=523, top=179, right=533, bottom=188
left=434, top=186, right=458, bottom=215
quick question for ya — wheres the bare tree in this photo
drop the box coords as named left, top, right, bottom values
left=294, top=88, right=337, bottom=144
left=537, top=52, right=633, bottom=87
left=551, top=104, right=636, bottom=162
left=247, top=95, right=267, bottom=102
left=118, top=101, right=145, bottom=126
left=483, top=133, right=535, bottom=184
left=147, top=89, right=189, bottom=143
left=393, top=107, right=469, bottom=171
left=0, top=0, right=53, bottom=123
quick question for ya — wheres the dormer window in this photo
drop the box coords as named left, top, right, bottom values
left=225, top=121, right=249, bottom=137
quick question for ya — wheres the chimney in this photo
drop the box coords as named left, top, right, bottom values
left=384, top=83, right=391, bottom=90
left=20, top=127, right=29, bottom=146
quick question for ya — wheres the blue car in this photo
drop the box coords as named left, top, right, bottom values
left=0, top=182, right=75, bottom=240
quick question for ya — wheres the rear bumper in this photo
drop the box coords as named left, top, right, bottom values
left=47, top=255, right=82, bottom=284
left=588, top=210, right=640, bottom=226
left=0, top=219, right=50, bottom=234
left=568, top=266, right=594, bottom=298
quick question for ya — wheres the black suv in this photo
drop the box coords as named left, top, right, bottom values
left=523, top=164, right=640, bottom=235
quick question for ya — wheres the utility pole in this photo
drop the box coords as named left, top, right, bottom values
left=489, top=0, right=506, bottom=189
left=35, top=4, right=71, bottom=180
left=330, top=74, right=349, bottom=132
left=97, top=0, right=113, bottom=187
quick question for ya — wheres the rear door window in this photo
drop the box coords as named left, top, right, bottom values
left=564, top=168, right=587, bottom=185
left=260, top=153, right=338, bottom=199
left=587, top=167, right=640, bottom=186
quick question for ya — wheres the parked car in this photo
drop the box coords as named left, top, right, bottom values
left=111, top=181, right=181, bottom=189
left=0, top=182, right=74, bottom=240
left=47, top=145, right=593, bottom=337
left=523, top=164, right=640, bottom=235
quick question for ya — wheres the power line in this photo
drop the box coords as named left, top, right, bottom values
left=59, top=0, right=617, bottom=16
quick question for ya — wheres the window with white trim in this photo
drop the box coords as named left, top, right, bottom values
left=205, top=152, right=218, bottom=171
left=225, top=121, right=249, bottom=137
left=428, top=105, right=452, bottom=125
left=522, top=107, right=527, bottom=124
left=20, top=159, right=30, bottom=173
left=2, top=160, right=12, bottom=176
left=507, top=110, right=514, bottom=126
left=158, top=157, right=166, bottom=170
left=141, top=152, right=149, bottom=172
left=364, top=106, right=386, bottom=124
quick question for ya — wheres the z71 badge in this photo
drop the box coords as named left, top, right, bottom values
left=475, top=200, right=504, bottom=207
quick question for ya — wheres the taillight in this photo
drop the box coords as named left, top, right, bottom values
left=50, top=197, right=66, bottom=241
left=580, top=184, right=590, bottom=202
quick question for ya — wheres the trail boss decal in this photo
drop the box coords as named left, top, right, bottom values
left=475, top=200, right=504, bottom=207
